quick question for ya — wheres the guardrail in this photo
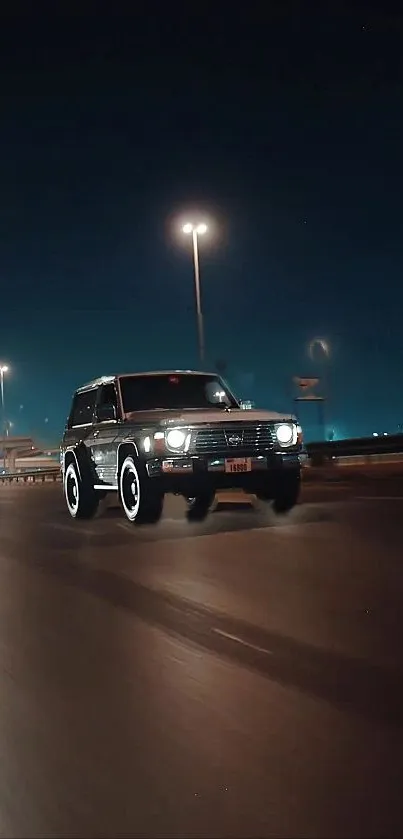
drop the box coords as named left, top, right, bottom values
left=306, top=434, right=403, bottom=465
left=0, top=468, right=61, bottom=484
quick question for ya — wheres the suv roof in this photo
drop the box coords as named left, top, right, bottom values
left=76, top=370, right=219, bottom=393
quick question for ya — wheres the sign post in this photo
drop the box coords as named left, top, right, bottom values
left=293, top=377, right=327, bottom=441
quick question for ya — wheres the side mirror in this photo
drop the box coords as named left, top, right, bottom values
left=240, top=400, right=255, bottom=410
left=97, top=403, right=116, bottom=422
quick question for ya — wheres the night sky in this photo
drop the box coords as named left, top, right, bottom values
left=1, top=4, right=403, bottom=443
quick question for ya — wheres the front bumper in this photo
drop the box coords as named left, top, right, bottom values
left=145, top=449, right=303, bottom=493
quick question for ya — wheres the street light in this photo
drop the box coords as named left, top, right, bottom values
left=308, top=339, right=331, bottom=439
left=308, top=338, right=330, bottom=362
left=182, top=222, right=208, bottom=365
left=0, top=365, right=9, bottom=438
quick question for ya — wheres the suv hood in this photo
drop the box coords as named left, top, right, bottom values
left=125, top=408, right=296, bottom=426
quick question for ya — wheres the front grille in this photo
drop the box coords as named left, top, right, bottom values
left=193, top=424, right=276, bottom=454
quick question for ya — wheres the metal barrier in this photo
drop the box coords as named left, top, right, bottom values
left=307, top=434, right=403, bottom=465
left=0, top=468, right=61, bottom=484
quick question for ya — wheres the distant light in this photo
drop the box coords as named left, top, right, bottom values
left=308, top=338, right=330, bottom=360
left=143, top=436, right=151, bottom=453
left=384, top=432, right=388, bottom=436
left=182, top=222, right=208, bottom=236
left=373, top=432, right=378, bottom=437
left=0, top=365, right=9, bottom=374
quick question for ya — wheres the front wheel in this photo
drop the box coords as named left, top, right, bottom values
left=272, top=472, right=301, bottom=514
left=64, top=461, right=99, bottom=519
left=119, top=455, right=163, bottom=524
left=186, top=490, right=215, bottom=522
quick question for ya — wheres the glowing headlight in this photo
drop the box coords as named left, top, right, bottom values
left=166, top=429, right=186, bottom=449
left=276, top=423, right=294, bottom=445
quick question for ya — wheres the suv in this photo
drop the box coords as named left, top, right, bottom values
left=60, top=370, right=304, bottom=524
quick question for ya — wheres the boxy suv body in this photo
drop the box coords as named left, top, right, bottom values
left=60, top=370, right=304, bottom=523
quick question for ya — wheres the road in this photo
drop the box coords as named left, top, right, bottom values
left=0, top=480, right=403, bottom=837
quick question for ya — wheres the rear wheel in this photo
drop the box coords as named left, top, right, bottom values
left=119, top=455, right=163, bottom=524
left=64, top=461, right=99, bottom=520
left=186, top=490, right=215, bottom=522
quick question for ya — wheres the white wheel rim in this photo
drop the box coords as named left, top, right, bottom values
left=64, top=463, right=79, bottom=516
left=120, top=457, right=141, bottom=521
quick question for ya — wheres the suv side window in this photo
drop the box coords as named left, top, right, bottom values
left=97, top=383, right=118, bottom=415
left=69, top=389, right=97, bottom=428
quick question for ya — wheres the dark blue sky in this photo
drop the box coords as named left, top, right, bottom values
left=1, top=4, right=403, bottom=442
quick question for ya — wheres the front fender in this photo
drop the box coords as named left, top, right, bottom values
left=62, top=444, right=93, bottom=482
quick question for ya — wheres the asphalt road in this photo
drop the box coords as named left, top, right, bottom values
left=0, top=480, right=403, bottom=838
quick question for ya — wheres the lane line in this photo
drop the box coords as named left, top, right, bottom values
left=116, top=522, right=133, bottom=533
left=355, top=496, right=403, bottom=502
left=212, top=627, right=272, bottom=656
left=111, top=519, right=331, bottom=546
left=47, top=522, right=98, bottom=537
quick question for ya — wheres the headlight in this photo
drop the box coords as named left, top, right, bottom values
left=166, top=429, right=186, bottom=449
left=276, top=423, right=296, bottom=445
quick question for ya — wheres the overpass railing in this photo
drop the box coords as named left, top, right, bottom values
left=0, top=468, right=61, bottom=484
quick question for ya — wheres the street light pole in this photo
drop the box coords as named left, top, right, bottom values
left=191, top=228, right=205, bottom=366
left=183, top=222, right=207, bottom=367
left=0, top=365, right=9, bottom=471
left=0, top=365, right=9, bottom=438
left=308, top=339, right=331, bottom=440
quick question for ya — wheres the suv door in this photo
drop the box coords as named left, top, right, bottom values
left=64, top=387, right=98, bottom=453
left=87, top=383, right=120, bottom=488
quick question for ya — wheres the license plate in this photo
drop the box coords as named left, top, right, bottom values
left=225, top=457, right=252, bottom=474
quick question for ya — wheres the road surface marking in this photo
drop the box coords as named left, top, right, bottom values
left=47, top=522, right=98, bottom=537
left=355, top=496, right=403, bottom=501
left=212, top=627, right=272, bottom=656
left=116, top=522, right=134, bottom=533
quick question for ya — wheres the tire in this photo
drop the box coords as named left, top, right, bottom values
left=272, top=472, right=301, bottom=514
left=119, top=455, right=163, bottom=524
left=186, top=490, right=215, bottom=522
left=64, top=461, right=99, bottom=520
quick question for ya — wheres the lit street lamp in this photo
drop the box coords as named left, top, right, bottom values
left=182, top=222, right=208, bottom=366
left=308, top=338, right=330, bottom=364
left=308, top=339, right=331, bottom=439
left=308, top=338, right=330, bottom=394
left=0, top=365, right=9, bottom=438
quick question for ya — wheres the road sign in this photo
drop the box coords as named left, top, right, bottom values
left=293, top=377, right=319, bottom=390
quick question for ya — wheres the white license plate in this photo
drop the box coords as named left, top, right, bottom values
left=225, top=457, right=252, bottom=474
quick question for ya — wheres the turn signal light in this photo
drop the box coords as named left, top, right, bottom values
left=153, top=431, right=165, bottom=455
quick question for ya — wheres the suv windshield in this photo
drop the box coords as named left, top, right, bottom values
left=119, top=374, right=239, bottom=413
